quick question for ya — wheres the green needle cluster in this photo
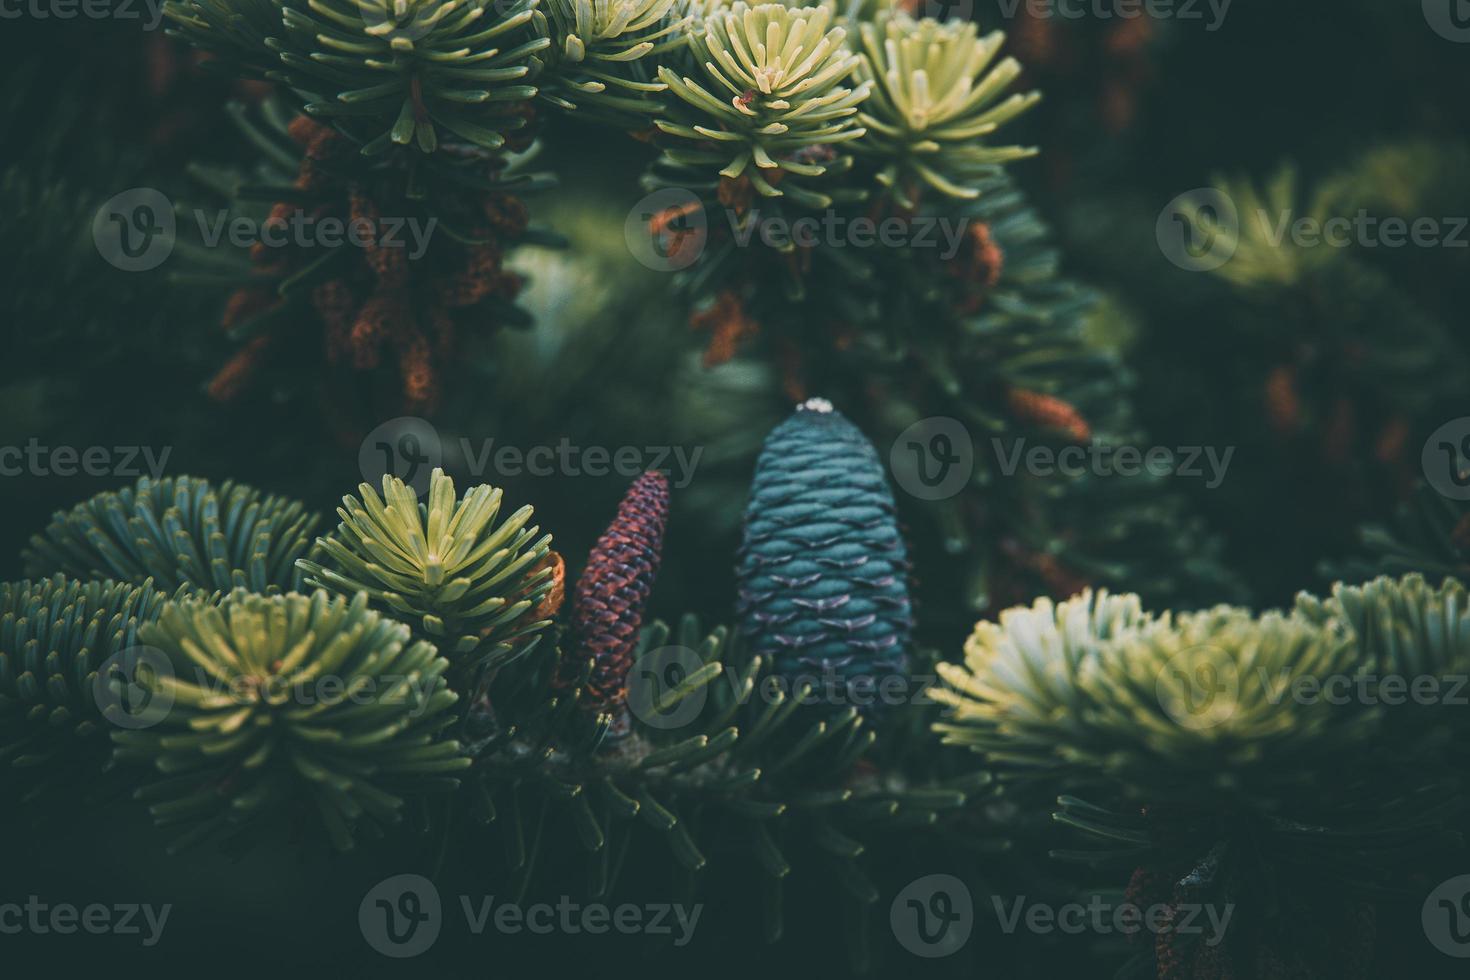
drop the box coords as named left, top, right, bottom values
left=656, top=1, right=871, bottom=207
left=934, top=591, right=1382, bottom=812
left=298, top=468, right=555, bottom=666
left=112, top=589, right=470, bottom=851
left=853, top=11, right=1039, bottom=203
left=166, top=0, right=550, bottom=152
left=23, top=475, right=319, bottom=595
left=537, top=0, right=694, bottom=123
left=1, top=576, right=170, bottom=801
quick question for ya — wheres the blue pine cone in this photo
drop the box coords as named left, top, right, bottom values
left=736, top=398, right=913, bottom=712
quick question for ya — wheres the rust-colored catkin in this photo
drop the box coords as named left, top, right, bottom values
left=1263, top=364, right=1301, bottom=435
left=349, top=290, right=400, bottom=371
left=313, top=279, right=358, bottom=363
left=208, top=110, right=531, bottom=415
left=949, top=222, right=1005, bottom=313
left=1006, top=387, right=1092, bottom=442
left=649, top=200, right=705, bottom=267
left=528, top=551, right=567, bottom=621
left=482, top=193, right=529, bottom=236
left=691, top=290, right=760, bottom=368
left=220, top=285, right=278, bottom=333
left=1451, top=513, right=1470, bottom=555
left=207, top=334, right=275, bottom=402
left=438, top=241, right=507, bottom=309
left=352, top=190, right=408, bottom=288
left=718, top=174, right=753, bottom=215
left=960, top=222, right=1005, bottom=288
left=393, top=323, right=438, bottom=412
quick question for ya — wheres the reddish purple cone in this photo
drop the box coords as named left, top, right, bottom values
left=565, top=472, right=670, bottom=711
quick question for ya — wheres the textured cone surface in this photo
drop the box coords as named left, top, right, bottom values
left=736, top=399, right=912, bottom=706
left=567, top=472, right=670, bottom=711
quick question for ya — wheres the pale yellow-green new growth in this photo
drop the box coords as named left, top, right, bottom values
left=298, top=468, right=554, bottom=662
left=854, top=13, right=1039, bottom=203
left=655, top=2, right=871, bottom=206
left=113, top=589, right=470, bottom=852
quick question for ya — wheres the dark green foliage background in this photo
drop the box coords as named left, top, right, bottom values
left=2, top=2, right=1468, bottom=976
